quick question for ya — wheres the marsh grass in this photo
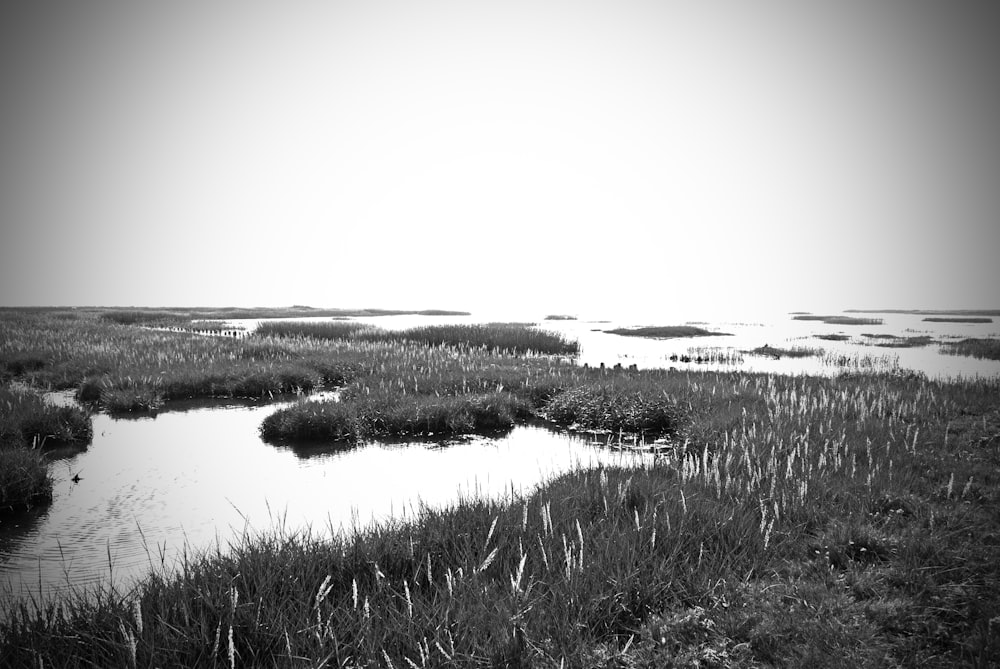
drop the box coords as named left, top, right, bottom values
left=256, top=321, right=579, bottom=356
left=543, top=381, right=685, bottom=435
left=0, top=385, right=91, bottom=512
left=814, top=333, right=850, bottom=341
left=261, top=391, right=531, bottom=443
left=0, top=314, right=370, bottom=412
left=747, top=345, right=824, bottom=359
left=861, top=334, right=936, bottom=348
left=940, top=337, right=1000, bottom=361
left=0, top=385, right=92, bottom=449
left=793, top=315, right=884, bottom=326
left=682, top=347, right=745, bottom=365
left=922, top=317, right=993, bottom=323
left=3, top=372, right=998, bottom=666
left=606, top=326, right=731, bottom=339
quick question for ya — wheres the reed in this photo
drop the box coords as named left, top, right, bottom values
left=676, top=347, right=745, bottom=365
left=793, top=315, right=884, bottom=325
left=939, top=337, right=1000, bottom=361
left=814, top=333, right=849, bottom=341
left=256, top=321, right=579, bottom=356
left=861, top=334, right=935, bottom=348
left=0, top=314, right=370, bottom=411
left=0, top=384, right=92, bottom=513
left=747, top=345, right=824, bottom=359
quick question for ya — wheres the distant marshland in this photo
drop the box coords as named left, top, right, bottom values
left=606, top=326, right=732, bottom=339
left=792, top=314, right=884, bottom=326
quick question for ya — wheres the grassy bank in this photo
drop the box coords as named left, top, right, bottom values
left=0, top=384, right=92, bottom=512
left=256, top=321, right=579, bottom=356
left=2, top=371, right=998, bottom=666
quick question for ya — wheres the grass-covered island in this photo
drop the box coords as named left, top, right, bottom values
left=1, top=309, right=999, bottom=666
left=606, top=325, right=731, bottom=339
left=792, top=315, right=884, bottom=326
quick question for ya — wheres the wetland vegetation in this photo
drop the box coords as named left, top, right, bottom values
left=923, top=317, right=993, bottom=324
left=605, top=325, right=730, bottom=339
left=0, top=384, right=91, bottom=512
left=746, top=344, right=823, bottom=359
left=940, top=338, right=1000, bottom=361
left=861, top=334, right=936, bottom=348
left=792, top=315, right=884, bottom=326
left=257, top=321, right=579, bottom=356
left=1, top=307, right=999, bottom=666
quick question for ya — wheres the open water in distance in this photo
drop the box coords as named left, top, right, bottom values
left=2, top=308, right=997, bottom=608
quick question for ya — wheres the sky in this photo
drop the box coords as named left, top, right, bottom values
left=1, top=1, right=998, bottom=320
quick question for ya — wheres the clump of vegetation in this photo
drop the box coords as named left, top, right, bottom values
left=822, top=351, right=902, bottom=374
left=747, top=344, right=823, bottom=359
left=254, top=320, right=372, bottom=340
left=544, top=314, right=577, bottom=320
left=0, top=385, right=92, bottom=449
left=793, top=315, right=884, bottom=325
left=261, top=392, right=531, bottom=443
left=0, top=313, right=373, bottom=412
left=256, top=321, right=579, bottom=356
left=0, top=448, right=51, bottom=512
left=815, top=333, right=850, bottom=341
left=0, top=384, right=92, bottom=513
left=98, top=309, right=190, bottom=326
left=923, top=317, right=993, bottom=323
left=606, top=326, right=731, bottom=339
left=940, top=338, right=1000, bottom=361
left=544, top=381, right=685, bottom=435
left=861, top=334, right=935, bottom=348
left=397, top=324, right=578, bottom=355
left=680, top=347, right=745, bottom=365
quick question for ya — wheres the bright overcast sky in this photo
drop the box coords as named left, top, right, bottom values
left=1, top=1, right=998, bottom=319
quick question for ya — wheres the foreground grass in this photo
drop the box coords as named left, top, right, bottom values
left=2, top=371, right=999, bottom=667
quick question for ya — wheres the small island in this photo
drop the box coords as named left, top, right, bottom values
left=605, top=325, right=732, bottom=339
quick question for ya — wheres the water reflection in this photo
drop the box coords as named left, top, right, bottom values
left=0, top=397, right=650, bottom=604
